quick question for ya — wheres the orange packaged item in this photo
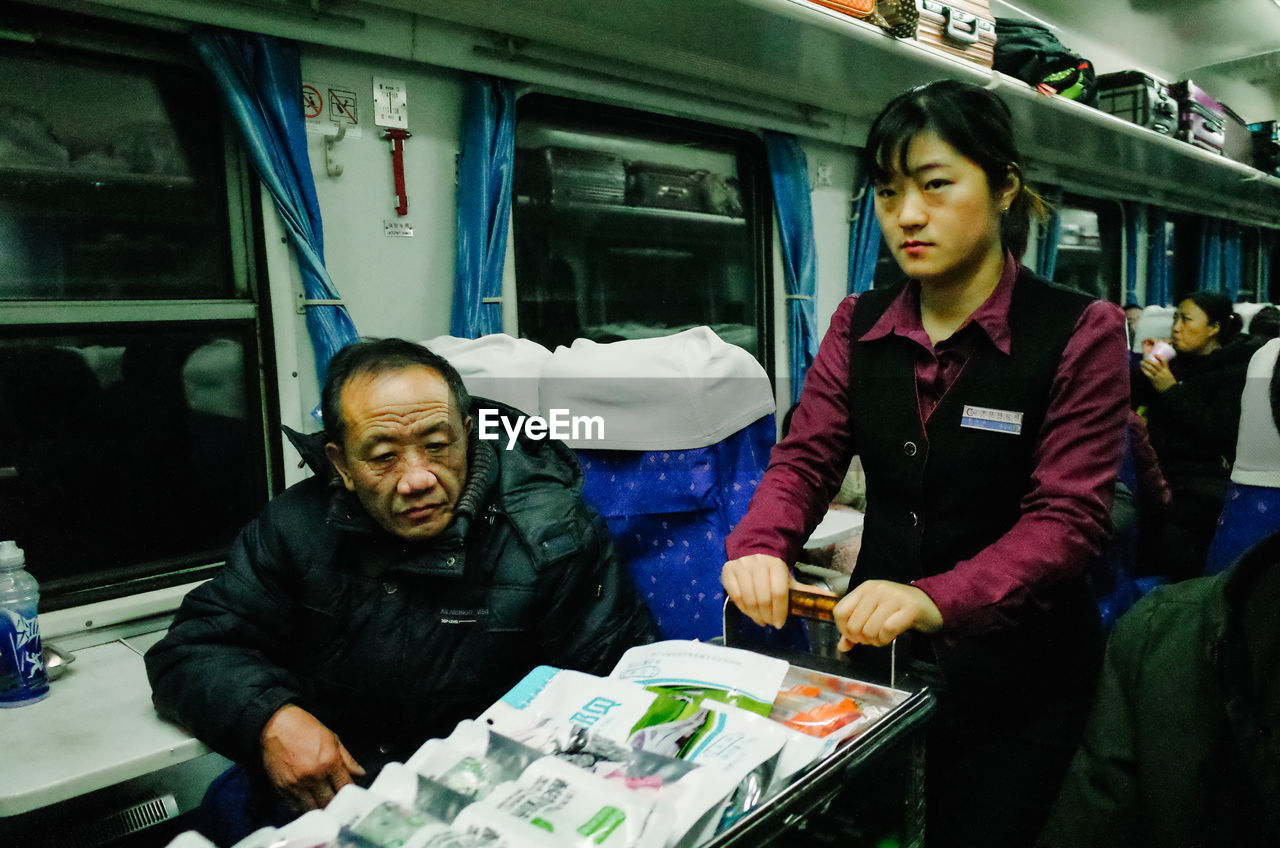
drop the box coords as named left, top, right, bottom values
left=781, top=684, right=824, bottom=698
left=782, top=698, right=864, bottom=738
left=809, top=0, right=876, bottom=17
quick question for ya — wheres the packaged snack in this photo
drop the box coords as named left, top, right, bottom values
left=610, top=641, right=789, bottom=716
left=230, top=809, right=341, bottom=848
left=370, top=763, right=476, bottom=824
left=454, top=756, right=657, bottom=848
left=327, top=785, right=435, bottom=848
left=406, top=722, right=544, bottom=801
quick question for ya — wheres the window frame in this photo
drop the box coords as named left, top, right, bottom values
left=0, top=12, right=280, bottom=611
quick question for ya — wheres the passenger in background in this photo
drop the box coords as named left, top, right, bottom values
left=146, top=338, right=654, bottom=843
left=1136, top=292, right=1260, bottom=580
left=722, top=80, right=1129, bottom=848
left=1124, top=302, right=1143, bottom=348
left=1249, top=303, right=1280, bottom=341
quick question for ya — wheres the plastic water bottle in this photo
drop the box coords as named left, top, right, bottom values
left=0, top=541, right=49, bottom=707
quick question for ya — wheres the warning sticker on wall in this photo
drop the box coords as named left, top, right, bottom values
left=303, top=81, right=363, bottom=139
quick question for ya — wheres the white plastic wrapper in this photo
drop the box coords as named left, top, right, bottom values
left=479, top=667, right=660, bottom=747
left=454, top=756, right=658, bottom=848
left=327, top=784, right=438, bottom=847
left=369, top=763, right=478, bottom=825
left=610, top=641, right=789, bottom=712
left=229, top=809, right=340, bottom=848
left=479, top=666, right=786, bottom=840
left=407, top=721, right=544, bottom=801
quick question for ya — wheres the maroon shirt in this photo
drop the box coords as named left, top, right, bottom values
left=727, top=255, right=1130, bottom=634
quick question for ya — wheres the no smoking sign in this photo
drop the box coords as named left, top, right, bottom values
left=301, top=84, right=323, bottom=119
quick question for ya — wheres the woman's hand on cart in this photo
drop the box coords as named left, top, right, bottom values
left=833, top=580, right=942, bottom=649
left=721, top=553, right=795, bottom=628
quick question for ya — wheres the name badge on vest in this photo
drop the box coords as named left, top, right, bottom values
left=961, top=404, right=1023, bottom=435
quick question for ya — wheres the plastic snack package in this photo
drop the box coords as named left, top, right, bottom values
left=479, top=667, right=664, bottom=749
left=369, top=763, right=477, bottom=825
left=406, top=721, right=544, bottom=800
left=230, top=809, right=341, bottom=848
left=610, top=641, right=789, bottom=716
left=768, top=667, right=902, bottom=751
left=327, top=784, right=437, bottom=847
left=454, top=756, right=659, bottom=848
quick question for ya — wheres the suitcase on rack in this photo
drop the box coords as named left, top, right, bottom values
left=1095, top=71, right=1178, bottom=135
left=1170, top=80, right=1227, bottom=155
left=518, top=146, right=627, bottom=206
left=1249, top=121, right=1280, bottom=176
left=625, top=162, right=711, bottom=212
left=1222, top=104, right=1252, bottom=165
left=914, top=0, right=996, bottom=68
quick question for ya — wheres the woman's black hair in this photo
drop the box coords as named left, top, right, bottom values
left=861, top=79, right=1047, bottom=260
left=1180, top=291, right=1243, bottom=345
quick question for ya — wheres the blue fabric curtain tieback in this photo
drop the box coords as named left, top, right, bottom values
left=785, top=294, right=812, bottom=300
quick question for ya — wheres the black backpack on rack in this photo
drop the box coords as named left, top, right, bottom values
left=994, top=18, right=1098, bottom=106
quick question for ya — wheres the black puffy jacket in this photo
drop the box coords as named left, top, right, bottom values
left=145, top=400, right=656, bottom=772
left=1140, top=337, right=1261, bottom=486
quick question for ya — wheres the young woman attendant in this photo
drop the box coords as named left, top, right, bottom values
left=721, top=80, right=1130, bottom=848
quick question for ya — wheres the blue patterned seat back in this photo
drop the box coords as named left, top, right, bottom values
left=576, top=414, right=775, bottom=640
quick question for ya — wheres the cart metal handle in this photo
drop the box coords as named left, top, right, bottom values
left=723, top=590, right=900, bottom=687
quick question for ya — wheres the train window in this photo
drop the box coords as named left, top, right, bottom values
left=511, top=96, right=771, bottom=363
left=0, top=14, right=272, bottom=610
left=1053, top=197, right=1122, bottom=302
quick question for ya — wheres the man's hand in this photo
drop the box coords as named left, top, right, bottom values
left=721, top=554, right=791, bottom=629
left=260, top=704, right=365, bottom=811
left=834, top=580, right=943, bottom=650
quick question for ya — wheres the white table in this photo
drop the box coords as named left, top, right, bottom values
left=0, top=634, right=210, bottom=817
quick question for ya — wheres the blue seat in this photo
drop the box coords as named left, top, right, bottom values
left=576, top=414, right=775, bottom=641
left=1204, top=339, right=1280, bottom=575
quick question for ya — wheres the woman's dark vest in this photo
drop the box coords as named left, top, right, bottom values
left=848, top=270, right=1104, bottom=706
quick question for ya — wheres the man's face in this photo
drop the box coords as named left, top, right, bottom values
left=325, top=366, right=469, bottom=541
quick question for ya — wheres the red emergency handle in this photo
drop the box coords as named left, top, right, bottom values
left=383, top=128, right=411, bottom=216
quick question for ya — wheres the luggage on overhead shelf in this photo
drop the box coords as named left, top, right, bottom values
left=1095, top=71, right=1178, bottom=135
left=517, top=146, right=627, bottom=206
left=915, top=0, right=996, bottom=68
left=809, top=0, right=920, bottom=38
left=1170, top=80, right=1227, bottom=155
left=1222, top=104, right=1252, bottom=165
left=993, top=18, right=1097, bottom=105
left=1249, top=121, right=1280, bottom=176
left=809, top=0, right=876, bottom=17
left=625, top=162, right=712, bottom=212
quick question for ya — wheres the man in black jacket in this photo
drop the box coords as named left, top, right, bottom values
left=1040, top=529, right=1280, bottom=847
left=146, top=338, right=655, bottom=818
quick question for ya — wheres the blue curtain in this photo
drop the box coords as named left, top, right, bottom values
left=1037, top=197, right=1062, bottom=281
left=451, top=76, right=516, bottom=338
left=1262, top=230, right=1275, bottom=303
left=1198, top=218, right=1223, bottom=293
left=764, top=132, right=818, bottom=405
left=1122, top=201, right=1141, bottom=305
left=193, top=31, right=358, bottom=396
left=848, top=177, right=881, bottom=295
left=1147, top=206, right=1171, bottom=306
left=1221, top=223, right=1243, bottom=302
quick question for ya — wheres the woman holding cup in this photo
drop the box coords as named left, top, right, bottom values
left=1138, top=292, right=1260, bottom=579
